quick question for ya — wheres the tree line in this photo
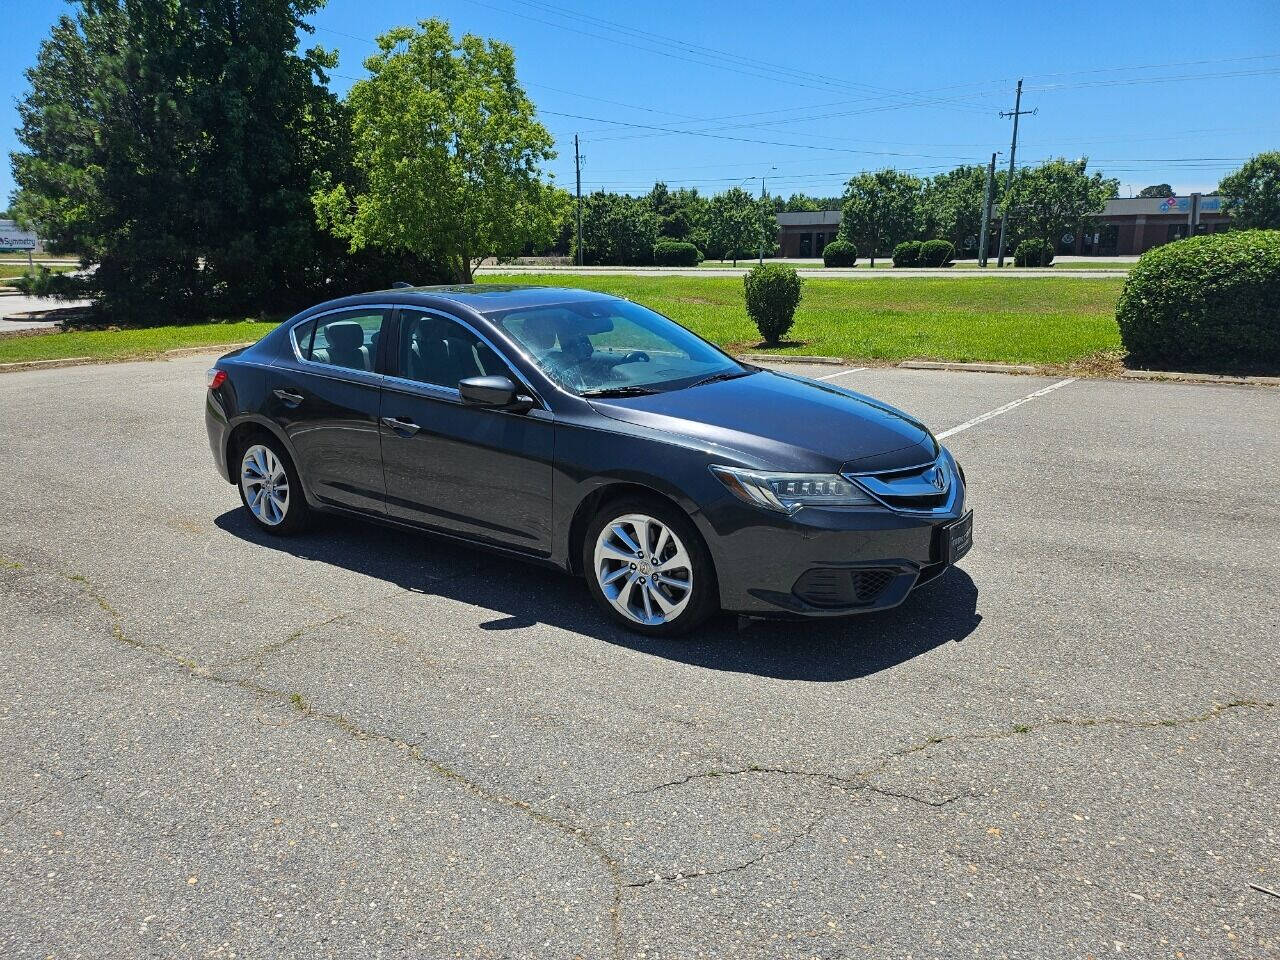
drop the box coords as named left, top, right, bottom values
left=8, top=1, right=1279, bottom=322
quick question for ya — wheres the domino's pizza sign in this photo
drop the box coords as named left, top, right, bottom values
left=0, top=220, right=39, bottom=252
left=1158, top=197, right=1191, bottom=213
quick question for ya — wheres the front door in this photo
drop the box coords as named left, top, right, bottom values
left=379, top=308, right=555, bottom=555
left=272, top=307, right=389, bottom=514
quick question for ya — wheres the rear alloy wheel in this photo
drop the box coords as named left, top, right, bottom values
left=238, top=438, right=309, bottom=535
left=584, top=499, right=717, bottom=636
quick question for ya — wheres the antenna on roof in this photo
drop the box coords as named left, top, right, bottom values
left=391, top=281, right=413, bottom=289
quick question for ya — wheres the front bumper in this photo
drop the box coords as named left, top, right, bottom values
left=703, top=485, right=971, bottom=618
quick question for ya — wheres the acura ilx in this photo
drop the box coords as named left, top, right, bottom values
left=205, top=284, right=972, bottom=636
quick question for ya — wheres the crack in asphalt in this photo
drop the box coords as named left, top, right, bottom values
left=3, top=561, right=628, bottom=960
left=6, top=555, right=1276, bottom=954
left=624, top=814, right=829, bottom=888
left=0, top=770, right=89, bottom=830
left=622, top=701, right=1276, bottom=806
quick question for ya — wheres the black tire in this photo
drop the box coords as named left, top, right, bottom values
left=235, top=431, right=311, bottom=536
left=582, top=496, right=719, bottom=637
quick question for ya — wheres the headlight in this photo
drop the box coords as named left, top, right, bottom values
left=710, top=465, right=877, bottom=514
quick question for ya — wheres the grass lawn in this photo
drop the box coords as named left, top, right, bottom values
left=0, top=263, right=75, bottom=280
left=693, top=260, right=1129, bottom=271
left=0, top=274, right=1126, bottom=369
left=0, top=319, right=277, bottom=365
left=480, top=273, right=1125, bottom=366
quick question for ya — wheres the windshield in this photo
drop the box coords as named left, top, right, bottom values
left=488, top=298, right=746, bottom=395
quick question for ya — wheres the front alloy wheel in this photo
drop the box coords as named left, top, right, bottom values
left=594, top=513, right=693, bottom=625
left=585, top=499, right=717, bottom=636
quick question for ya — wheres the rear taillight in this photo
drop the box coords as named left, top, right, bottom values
left=207, top=368, right=227, bottom=390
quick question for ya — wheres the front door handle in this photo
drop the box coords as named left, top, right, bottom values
left=380, top=416, right=420, bottom=436
left=273, top=388, right=304, bottom=406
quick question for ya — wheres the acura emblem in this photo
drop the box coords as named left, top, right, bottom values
left=926, top=466, right=946, bottom=491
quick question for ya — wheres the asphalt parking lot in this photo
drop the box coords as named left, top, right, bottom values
left=1, top=355, right=1277, bottom=958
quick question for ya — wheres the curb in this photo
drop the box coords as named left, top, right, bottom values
left=899, top=360, right=1038, bottom=375
left=0, top=356, right=94, bottom=372
left=1120, top=369, right=1280, bottom=387
left=0, top=342, right=252, bottom=374
left=737, top=354, right=846, bottom=366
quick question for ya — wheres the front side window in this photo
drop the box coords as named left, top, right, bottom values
left=396, top=310, right=509, bottom=389
left=294, top=310, right=386, bottom=372
left=489, top=299, right=745, bottom=395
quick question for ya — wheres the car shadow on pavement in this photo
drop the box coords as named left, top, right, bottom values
left=215, top=510, right=981, bottom=682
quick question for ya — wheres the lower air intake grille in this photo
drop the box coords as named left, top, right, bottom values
left=793, top=568, right=896, bottom=609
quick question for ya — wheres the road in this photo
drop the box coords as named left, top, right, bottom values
left=480, top=265, right=1125, bottom=279
left=0, top=293, right=94, bottom=332
left=1, top=356, right=1276, bottom=958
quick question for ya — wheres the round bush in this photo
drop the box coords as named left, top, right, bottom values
left=653, top=240, right=703, bottom=267
left=1116, top=229, right=1280, bottom=370
left=919, top=239, right=955, bottom=268
left=743, top=263, right=804, bottom=346
left=1013, top=238, right=1054, bottom=267
left=821, top=239, right=857, bottom=267
left=892, top=240, right=922, bottom=268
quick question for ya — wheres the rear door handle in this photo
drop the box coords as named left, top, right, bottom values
left=273, top=388, right=304, bottom=406
left=380, top=416, right=420, bottom=436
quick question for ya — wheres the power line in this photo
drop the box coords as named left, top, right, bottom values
left=538, top=108, right=981, bottom=159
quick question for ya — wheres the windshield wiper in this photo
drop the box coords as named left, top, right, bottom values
left=580, top=385, right=661, bottom=398
left=687, top=370, right=753, bottom=389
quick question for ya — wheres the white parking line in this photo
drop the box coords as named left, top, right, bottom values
left=816, top=367, right=867, bottom=380
left=936, top=378, right=1077, bottom=440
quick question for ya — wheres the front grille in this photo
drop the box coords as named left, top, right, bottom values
left=793, top=567, right=896, bottom=609
left=846, top=459, right=957, bottom=514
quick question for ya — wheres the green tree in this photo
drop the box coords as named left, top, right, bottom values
left=782, top=193, right=819, bottom=213
left=1218, top=152, right=1280, bottom=230
left=705, top=187, right=767, bottom=265
left=11, top=0, right=347, bottom=320
left=1138, top=183, right=1175, bottom=198
left=577, top=191, right=659, bottom=265
left=838, top=169, right=922, bottom=266
left=1005, top=158, right=1117, bottom=258
left=314, top=19, right=559, bottom=283
left=920, top=165, right=989, bottom=257
left=648, top=182, right=707, bottom=244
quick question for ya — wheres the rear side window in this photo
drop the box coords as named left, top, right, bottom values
left=292, top=310, right=387, bottom=372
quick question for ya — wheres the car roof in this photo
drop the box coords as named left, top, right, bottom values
left=380, top=283, right=619, bottom=315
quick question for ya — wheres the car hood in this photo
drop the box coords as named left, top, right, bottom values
left=587, top=369, right=938, bottom=473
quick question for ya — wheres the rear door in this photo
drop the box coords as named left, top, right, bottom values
left=378, top=307, right=555, bottom=554
left=271, top=307, right=389, bottom=514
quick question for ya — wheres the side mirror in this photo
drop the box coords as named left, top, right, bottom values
left=458, top=375, right=534, bottom=413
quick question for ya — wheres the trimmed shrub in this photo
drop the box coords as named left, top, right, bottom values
left=1116, top=229, right=1280, bottom=370
left=892, top=240, right=922, bottom=267
left=744, top=262, right=804, bottom=346
left=1014, top=238, right=1054, bottom=267
left=652, top=240, right=703, bottom=266
left=821, top=239, right=857, bottom=267
left=919, top=239, right=955, bottom=268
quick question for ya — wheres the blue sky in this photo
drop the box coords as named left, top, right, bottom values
left=3, top=0, right=1279, bottom=207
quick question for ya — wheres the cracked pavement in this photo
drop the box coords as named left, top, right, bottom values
left=1, top=355, right=1277, bottom=958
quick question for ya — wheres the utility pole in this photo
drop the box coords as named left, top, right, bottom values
left=995, top=79, right=1035, bottom=268
left=574, top=134, right=583, bottom=267
left=979, top=152, right=997, bottom=267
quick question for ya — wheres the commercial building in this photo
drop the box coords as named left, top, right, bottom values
left=776, top=211, right=841, bottom=258
left=1052, top=194, right=1229, bottom=256
left=774, top=192, right=1231, bottom=259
